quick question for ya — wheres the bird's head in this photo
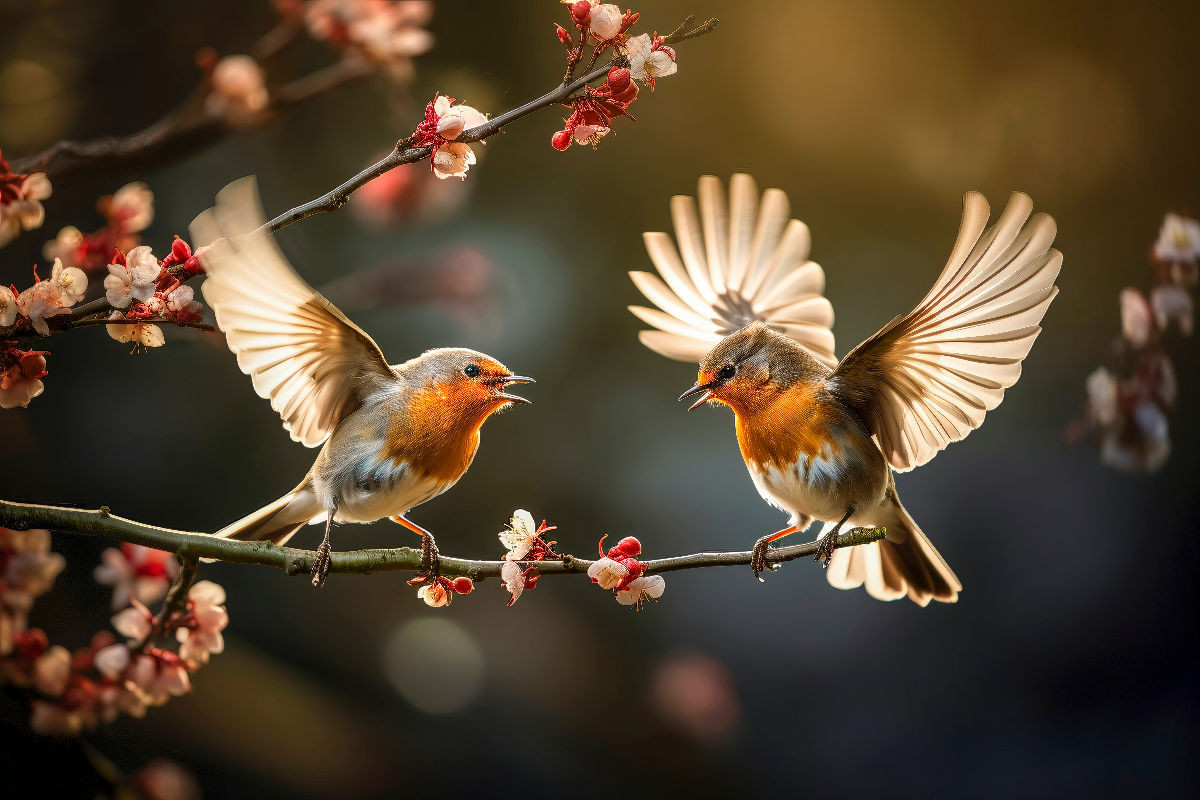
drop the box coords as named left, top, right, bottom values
left=406, top=347, right=534, bottom=422
left=678, top=322, right=823, bottom=414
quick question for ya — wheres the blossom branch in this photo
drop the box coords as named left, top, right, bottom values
left=253, top=14, right=719, bottom=237
left=136, top=556, right=198, bottom=653
left=0, top=499, right=882, bottom=581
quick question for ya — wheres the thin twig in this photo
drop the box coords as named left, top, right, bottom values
left=137, top=557, right=198, bottom=652
left=252, top=15, right=720, bottom=237
left=0, top=499, right=883, bottom=582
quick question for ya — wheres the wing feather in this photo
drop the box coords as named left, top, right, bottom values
left=829, top=191, right=1062, bottom=471
left=631, top=174, right=837, bottom=368
left=191, top=177, right=395, bottom=448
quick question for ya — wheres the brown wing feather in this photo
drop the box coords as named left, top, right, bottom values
left=191, top=177, right=396, bottom=448
left=829, top=191, right=1062, bottom=471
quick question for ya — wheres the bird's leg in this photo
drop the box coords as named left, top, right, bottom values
left=391, top=515, right=441, bottom=585
left=311, top=509, right=336, bottom=588
left=814, top=507, right=855, bottom=568
left=751, top=525, right=800, bottom=582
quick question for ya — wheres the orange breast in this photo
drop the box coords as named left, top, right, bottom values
left=733, top=382, right=845, bottom=471
left=383, top=382, right=488, bottom=483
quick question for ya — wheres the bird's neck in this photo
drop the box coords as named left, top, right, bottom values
left=733, top=381, right=845, bottom=471
left=384, top=383, right=499, bottom=482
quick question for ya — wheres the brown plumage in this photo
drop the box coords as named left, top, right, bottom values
left=191, top=179, right=533, bottom=585
left=640, top=175, right=1061, bottom=605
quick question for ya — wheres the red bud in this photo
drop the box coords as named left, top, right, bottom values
left=606, top=66, right=631, bottom=94
left=451, top=576, right=474, bottom=594
left=569, top=1, right=591, bottom=25
left=551, top=129, right=573, bottom=151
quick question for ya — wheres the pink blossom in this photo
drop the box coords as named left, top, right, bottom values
left=1119, top=287, right=1153, bottom=347
left=175, top=580, right=227, bottom=663
left=112, top=601, right=154, bottom=641
left=107, top=182, right=154, bottom=233
left=426, top=96, right=488, bottom=180
left=104, top=246, right=160, bottom=308
left=132, top=760, right=203, bottom=800
left=33, top=645, right=71, bottom=696
left=1, top=528, right=66, bottom=612
left=304, top=0, right=434, bottom=80
left=126, top=652, right=191, bottom=705
left=0, top=171, right=52, bottom=248
left=16, top=278, right=65, bottom=336
left=500, top=559, right=526, bottom=606
left=41, top=226, right=84, bottom=268
left=106, top=312, right=165, bottom=349
left=0, top=348, right=48, bottom=409
left=207, top=55, right=270, bottom=121
left=165, top=285, right=203, bottom=321
left=0, top=286, right=16, bottom=327
left=587, top=3, right=624, bottom=40
left=94, top=642, right=132, bottom=679
left=93, top=544, right=179, bottom=611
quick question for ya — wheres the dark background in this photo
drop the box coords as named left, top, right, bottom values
left=1, top=0, right=1198, bottom=797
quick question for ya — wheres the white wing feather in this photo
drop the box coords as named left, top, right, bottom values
left=629, top=174, right=837, bottom=367
left=190, top=178, right=395, bottom=448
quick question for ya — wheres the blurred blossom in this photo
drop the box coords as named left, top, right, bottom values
left=0, top=347, right=48, bottom=409
left=0, top=286, right=17, bottom=327
left=1101, top=399, right=1171, bottom=473
left=1150, top=284, right=1193, bottom=335
left=32, top=644, right=71, bottom=696
left=0, top=148, right=52, bottom=248
left=93, top=544, right=179, bottom=611
left=105, top=182, right=155, bottom=234
left=319, top=246, right=495, bottom=321
left=383, top=618, right=484, bottom=714
left=302, top=0, right=434, bottom=81
left=206, top=54, right=270, bottom=123
left=651, top=654, right=740, bottom=746
left=1118, top=287, right=1153, bottom=348
left=352, top=159, right=470, bottom=226
left=176, top=580, right=228, bottom=664
left=130, top=759, right=202, bottom=800
left=1085, top=367, right=1119, bottom=427
left=1153, top=213, right=1200, bottom=265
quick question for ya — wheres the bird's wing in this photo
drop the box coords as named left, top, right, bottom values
left=190, top=177, right=396, bottom=448
left=628, top=173, right=837, bottom=368
left=828, top=191, right=1062, bottom=472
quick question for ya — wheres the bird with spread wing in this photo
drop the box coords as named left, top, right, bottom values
left=631, top=174, right=1061, bottom=605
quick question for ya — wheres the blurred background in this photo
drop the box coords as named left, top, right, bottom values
left=1, top=0, right=1198, bottom=797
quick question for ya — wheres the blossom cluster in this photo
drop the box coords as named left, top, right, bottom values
left=276, top=0, right=434, bottom=81
left=43, top=181, right=154, bottom=273
left=104, top=238, right=206, bottom=350
left=498, top=509, right=560, bottom=606
left=1072, top=212, right=1197, bottom=472
left=552, top=2, right=678, bottom=150
left=0, top=149, right=51, bottom=248
left=587, top=534, right=666, bottom=608
left=1, top=259, right=88, bottom=336
left=0, top=530, right=229, bottom=738
left=409, top=94, right=490, bottom=181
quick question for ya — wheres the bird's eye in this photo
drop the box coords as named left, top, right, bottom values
left=464, top=364, right=481, bottom=378
left=718, top=364, right=737, bottom=381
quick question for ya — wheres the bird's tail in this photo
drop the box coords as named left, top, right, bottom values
left=212, top=483, right=322, bottom=547
left=826, top=504, right=961, bottom=606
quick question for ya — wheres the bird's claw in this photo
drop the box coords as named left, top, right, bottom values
left=311, top=537, right=332, bottom=588
left=406, top=533, right=441, bottom=587
left=813, top=529, right=839, bottom=568
left=751, top=535, right=781, bottom=582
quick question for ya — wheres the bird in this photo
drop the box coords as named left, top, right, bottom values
left=630, top=174, right=1061, bottom=605
left=190, top=178, right=533, bottom=587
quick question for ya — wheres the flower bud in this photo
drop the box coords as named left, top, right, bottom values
left=569, top=1, right=591, bottom=25
left=436, top=113, right=466, bottom=140
left=551, top=129, right=573, bottom=151
left=606, top=66, right=631, bottom=94
left=451, top=576, right=474, bottom=594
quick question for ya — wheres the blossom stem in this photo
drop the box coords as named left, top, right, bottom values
left=252, top=15, right=720, bottom=237
left=137, top=556, right=198, bottom=652
left=0, top=499, right=882, bottom=582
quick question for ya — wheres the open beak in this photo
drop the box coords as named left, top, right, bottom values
left=678, top=381, right=718, bottom=411
left=495, top=375, right=535, bottom=405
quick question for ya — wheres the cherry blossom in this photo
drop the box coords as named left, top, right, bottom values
left=0, top=149, right=52, bottom=248
left=112, top=600, right=154, bottom=641
left=206, top=55, right=270, bottom=121
left=500, top=560, right=527, bottom=606
left=106, top=182, right=155, bottom=235
left=588, top=3, right=624, bottom=40
left=1153, top=213, right=1200, bottom=265
left=15, top=259, right=86, bottom=336
left=623, top=32, right=677, bottom=89
left=1119, top=287, right=1153, bottom=347
left=0, top=347, right=48, bottom=408
left=32, top=645, right=71, bottom=696
left=409, top=94, right=489, bottom=180
left=51, top=259, right=88, bottom=306
left=0, top=286, right=17, bottom=327
left=587, top=555, right=629, bottom=589
left=93, top=544, right=179, bottom=611
left=1150, top=284, right=1193, bottom=335
left=104, top=246, right=161, bottom=308
left=616, top=574, right=666, bottom=607
left=175, top=580, right=228, bottom=664
left=302, top=0, right=434, bottom=80
left=165, top=285, right=204, bottom=322
left=499, top=509, right=539, bottom=560
left=552, top=67, right=638, bottom=151
left=45, top=183, right=155, bottom=273
left=106, top=312, right=165, bottom=349
left=1, top=528, right=66, bottom=613
left=1085, top=367, right=1119, bottom=427
left=415, top=575, right=474, bottom=607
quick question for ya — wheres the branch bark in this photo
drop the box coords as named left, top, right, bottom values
left=0, top=499, right=883, bottom=582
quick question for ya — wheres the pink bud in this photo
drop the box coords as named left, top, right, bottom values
left=451, top=576, right=474, bottom=594
left=606, top=67, right=631, bottom=94
left=436, top=113, right=466, bottom=140
left=551, top=129, right=573, bottom=151
left=555, top=23, right=572, bottom=44
left=171, top=237, right=192, bottom=261
left=569, top=1, right=591, bottom=25
left=609, top=536, right=642, bottom=558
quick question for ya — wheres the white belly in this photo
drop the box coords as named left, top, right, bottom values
left=315, top=452, right=452, bottom=524
left=750, top=455, right=847, bottom=525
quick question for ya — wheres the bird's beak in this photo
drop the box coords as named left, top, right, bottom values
left=496, top=375, right=535, bottom=405
left=678, top=381, right=718, bottom=411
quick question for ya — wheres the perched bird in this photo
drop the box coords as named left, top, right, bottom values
left=191, top=179, right=533, bottom=586
left=631, top=174, right=1061, bottom=605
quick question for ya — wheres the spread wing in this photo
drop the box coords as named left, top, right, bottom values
left=190, top=177, right=396, bottom=448
left=829, top=191, right=1062, bottom=472
left=628, top=173, right=837, bottom=368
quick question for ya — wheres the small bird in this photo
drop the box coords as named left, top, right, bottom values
left=631, top=174, right=1061, bottom=605
left=190, top=179, right=533, bottom=586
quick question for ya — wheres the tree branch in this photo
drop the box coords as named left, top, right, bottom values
left=0, top=499, right=883, bottom=582
left=253, top=15, right=720, bottom=237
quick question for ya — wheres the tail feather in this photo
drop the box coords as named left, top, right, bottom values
left=213, top=484, right=322, bottom=547
left=826, top=507, right=961, bottom=606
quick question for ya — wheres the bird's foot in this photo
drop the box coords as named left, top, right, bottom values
left=311, top=535, right=332, bottom=588
left=813, top=529, right=840, bottom=569
left=406, top=532, right=441, bottom=587
left=751, top=535, right=781, bottom=582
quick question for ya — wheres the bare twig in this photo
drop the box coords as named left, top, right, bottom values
left=253, top=15, right=720, bottom=237
left=0, top=499, right=883, bottom=583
